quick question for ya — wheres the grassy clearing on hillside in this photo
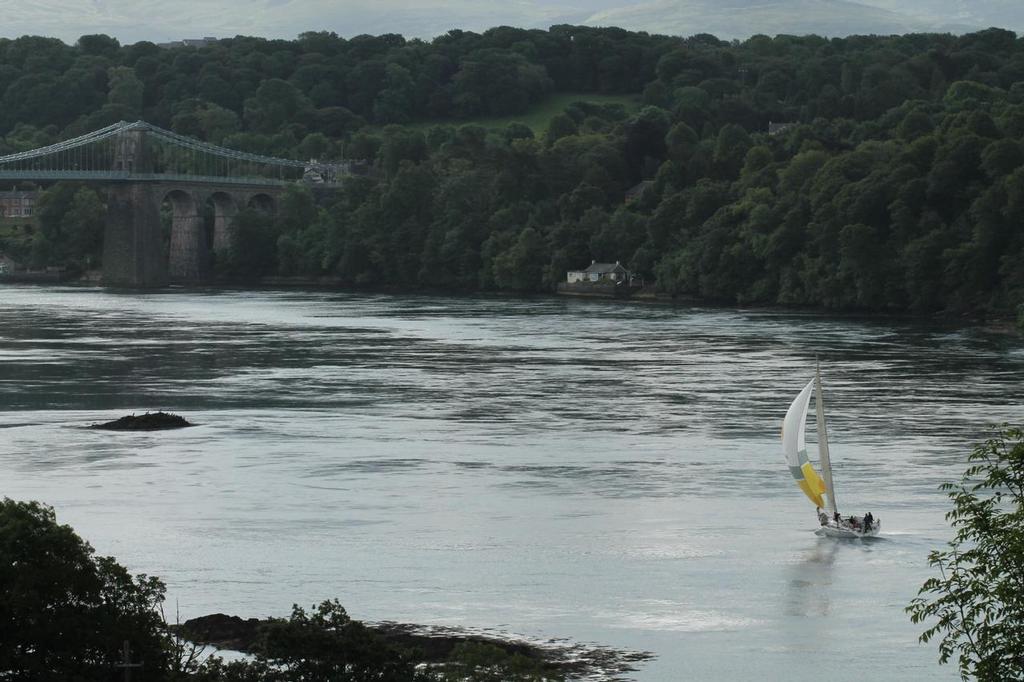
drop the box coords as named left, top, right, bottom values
left=374, top=92, right=641, bottom=136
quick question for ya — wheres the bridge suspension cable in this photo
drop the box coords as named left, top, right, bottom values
left=0, top=120, right=352, bottom=186
left=0, top=122, right=127, bottom=164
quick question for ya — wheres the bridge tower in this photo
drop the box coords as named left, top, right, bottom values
left=104, top=183, right=168, bottom=288
left=113, top=127, right=152, bottom=173
left=104, top=126, right=166, bottom=287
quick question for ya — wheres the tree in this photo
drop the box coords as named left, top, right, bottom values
left=907, top=426, right=1024, bottom=682
left=107, top=66, right=144, bottom=115
left=492, top=226, right=545, bottom=292
left=61, top=187, right=106, bottom=267
left=224, top=208, right=280, bottom=278
left=197, top=103, right=241, bottom=144
left=34, top=182, right=106, bottom=268
left=450, top=49, right=551, bottom=118
left=254, top=600, right=430, bottom=682
left=244, top=79, right=311, bottom=133
left=372, top=62, right=416, bottom=123
left=0, top=499, right=169, bottom=680
left=545, top=112, right=577, bottom=145
left=76, top=34, right=120, bottom=58
left=712, top=123, right=752, bottom=179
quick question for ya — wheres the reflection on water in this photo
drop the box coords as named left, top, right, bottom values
left=786, top=540, right=840, bottom=619
left=1, top=285, right=1021, bottom=681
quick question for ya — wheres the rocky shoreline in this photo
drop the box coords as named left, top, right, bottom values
left=178, top=613, right=652, bottom=680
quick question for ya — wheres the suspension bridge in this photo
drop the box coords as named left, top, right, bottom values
left=0, top=120, right=353, bottom=186
left=0, top=121, right=358, bottom=287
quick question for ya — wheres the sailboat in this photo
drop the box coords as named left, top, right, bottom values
left=781, top=364, right=880, bottom=538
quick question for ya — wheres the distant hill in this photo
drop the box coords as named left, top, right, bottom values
left=1, top=0, right=1020, bottom=45
left=581, top=0, right=970, bottom=40
left=859, top=0, right=1024, bottom=34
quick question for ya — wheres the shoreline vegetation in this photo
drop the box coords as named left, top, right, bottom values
left=0, top=27, right=1021, bottom=326
left=177, top=612, right=653, bottom=680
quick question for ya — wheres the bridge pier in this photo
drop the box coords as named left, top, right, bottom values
left=211, top=192, right=238, bottom=256
left=166, top=190, right=207, bottom=283
left=103, top=184, right=168, bottom=288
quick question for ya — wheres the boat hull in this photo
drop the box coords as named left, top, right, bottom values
left=816, top=521, right=881, bottom=539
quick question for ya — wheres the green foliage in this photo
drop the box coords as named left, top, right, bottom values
left=3, top=28, right=1024, bottom=316
left=907, top=426, right=1024, bottom=681
left=223, top=208, right=279, bottom=279
left=274, top=185, right=326, bottom=276
left=545, top=112, right=577, bottom=145
left=0, top=27, right=653, bottom=141
left=244, top=79, right=311, bottom=133
left=437, top=642, right=563, bottom=682
left=33, top=183, right=106, bottom=269
left=107, top=66, right=144, bottom=115
left=0, top=498, right=169, bottom=680
left=76, top=34, right=120, bottom=58
left=62, top=187, right=106, bottom=265
left=192, top=600, right=563, bottom=682
left=492, top=226, right=545, bottom=291
left=252, top=600, right=430, bottom=681
left=451, top=49, right=552, bottom=118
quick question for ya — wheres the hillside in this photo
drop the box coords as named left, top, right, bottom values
left=1, top=27, right=1022, bottom=320
left=584, top=0, right=922, bottom=40
left=380, top=92, right=641, bottom=136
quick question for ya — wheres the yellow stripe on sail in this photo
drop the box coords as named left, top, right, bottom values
left=796, top=461, right=827, bottom=507
left=796, top=480, right=824, bottom=507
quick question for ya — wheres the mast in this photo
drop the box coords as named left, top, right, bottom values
left=815, top=360, right=838, bottom=515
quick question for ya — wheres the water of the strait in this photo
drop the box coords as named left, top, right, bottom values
left=2, top=285, right=1021, bottom=680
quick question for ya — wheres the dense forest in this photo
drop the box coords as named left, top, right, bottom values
left=2, top=27, right=1024, bottom=318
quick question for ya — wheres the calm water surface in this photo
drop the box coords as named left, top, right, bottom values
left=2, top=285, right=1022, bottom=680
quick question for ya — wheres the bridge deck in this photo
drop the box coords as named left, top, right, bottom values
left=0, top=170, right=344, bottom=188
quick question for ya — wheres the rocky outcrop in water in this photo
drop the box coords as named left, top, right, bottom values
left=89, top=412, right=192, bottom=430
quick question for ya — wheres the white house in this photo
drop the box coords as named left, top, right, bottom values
left=567, top=261, right=630, bottom=284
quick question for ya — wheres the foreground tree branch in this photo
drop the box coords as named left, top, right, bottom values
left=907, top=425, right=1024, bottom=682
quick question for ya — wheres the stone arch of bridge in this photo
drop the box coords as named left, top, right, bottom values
left=103, top=182, right=283, bottom=288
left=247, top=192, right=276, bottom=213
left=162, top=188, right=208, bottom=283
left=207, top=191, right=239, bottom=257
left=162, top=188, right=280, bottom=282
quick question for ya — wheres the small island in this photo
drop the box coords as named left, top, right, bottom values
left=89, top=411, right=193, bottom=431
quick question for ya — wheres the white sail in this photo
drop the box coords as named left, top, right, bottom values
left=782, top=379, right=813, bottom=468
left=815, top=365, right=838, bottom=515
left=781, top=379, right=827, bottom=508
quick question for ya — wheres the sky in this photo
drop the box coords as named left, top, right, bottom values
left=0, top=0, right=1019, bottom=45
